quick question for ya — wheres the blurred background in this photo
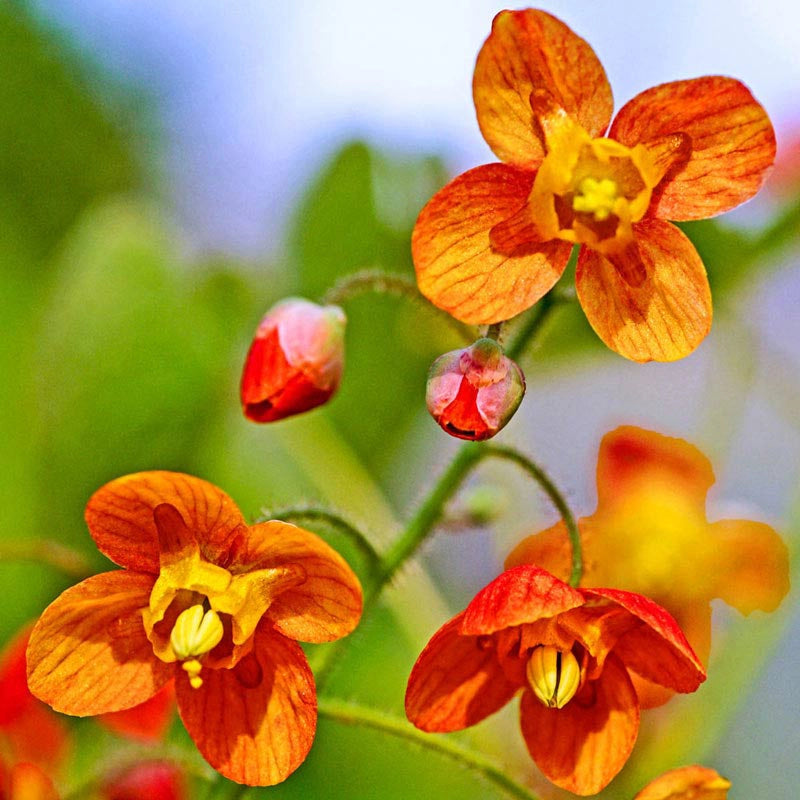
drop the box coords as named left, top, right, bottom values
left=1, top=1, right=798, bottom=798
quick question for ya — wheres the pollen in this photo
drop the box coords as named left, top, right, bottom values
left=572, top=177, right=618, bottom=221
left=170, top=604, right=224, bottom=661
left=527, top=645, right=581, bottom=709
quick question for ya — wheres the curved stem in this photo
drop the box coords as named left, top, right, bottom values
left=322, top=268, right=474, bottom=342
left=0, top=540, right=92, bottom=579
left=484, top=445, right=582, bottom=587
left=318, top=698, right=541, bottom=800
left=262, top=506, right=381, bottom=577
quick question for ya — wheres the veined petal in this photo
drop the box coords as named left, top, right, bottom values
left=586, top=588, right=706, bottom=693
left=576, top=220, right=712, bottom=362
left=708, top=519, right=790, bottom=614
left=232, top=521, right=363, bottom=644
left=98, top=681, right=175, bottom=742
left=595, top=426, right=714, bottom=511
left=85, top=471, right=248, bottom=573
left=405, top=613, right=519, bottom=732
left=412, top=164, right=572, bottom=324
left=461, top=565, right=584, bottom=635
left=609, top=76, right=776, bottom=221
left=176, top=624, right=316, bottom=786
left=27, top=571, right=171, bottom=716
left=519, top=654, right=639, bottom=796
left=473, top=10, right=612, bottom=167
left=634, top=765, right=731, bottom=800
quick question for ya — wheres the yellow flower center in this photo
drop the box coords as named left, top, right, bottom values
left=526, top=645, right=581, bottom=709
left=572, top=177, right=619, bottom=221
left=169, top=604, right=224, bottom=689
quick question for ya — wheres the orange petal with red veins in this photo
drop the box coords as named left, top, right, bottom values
left=85, top=471, right=248, bottom=574
left=461, top=565, right=584, bottom=635
left=596, top=426, right=714, bottom=511
left=176, top=624, right=316, bottom=786
left=234, top=521, right=363, bottom=643
left=586, top=588, right=706, bottom=693
left=634, top=765, right=731, bottom=800
left=473, top=10, right=612, bottom=167
left=7, top=763, right=58, bottom=800
left=576, top=220, right=712, bottom=362
left=519, top=654, right=639, bottom=795
left=27, top=571, right=171, bottom=716
left=405, top=612, right=519, bottom=732
left=99, top=681, right=175, bottom=742
left=708, top=519, right=790, bottom=614
left=412, top=164, right=572, bottom=324
left=610, top=76, right=776, bottom=221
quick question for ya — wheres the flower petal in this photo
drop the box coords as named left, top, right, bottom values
left=2, top=702, right=70, bottom=772
left=27, top=571, right=171, bottom=716
left=228, top=520, right=363, bottom=643
left=504, top=520, right=576, bottom=581
left=708, top=519, right=790, bottom=614
left=405, top=613, right=519, bottom=732
left=7, top=763, right=58, bottom=800
left=98, top=681, right=175, bottom=742
left=519, top=654, right=639, bottom=795
left=85, top=471, right=248, bottom=573
left=412, top=163, right=572, bottom=324
left=473, top=10, right=613, bottom=167
left=609, top=76, right=776, bottom=221
left=0, top=626, right=35, bottom=725
left=461, top=565, right=584, bottom=635
left=176, top=624, right=316, bottom=786
left=633, top=765, right=731, bottom=800
left=576, top=219, right=712, bottom=362
left=585, top=588, right=706, bottom=693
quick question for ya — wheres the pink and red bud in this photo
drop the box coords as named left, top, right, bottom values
left=426, top=338, right=525, bottom=440
left=241, top=298, right=346, bottom=422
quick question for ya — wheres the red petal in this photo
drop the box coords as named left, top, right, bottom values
left=610, top=77, right=776, bottom=221
left=99, top=681, right=175, bottom=742
left=176, top=624, right=316, bottom=786
left=576, top=220, right=712, bottom=362
left=1, top=702, right=70, bottom=773
left=405, top=613, right=519, bottom=732
left=519, top=653, right=639, bottom=795
left=85, top=471, right=248, bottom=573
left=7, top=763, right=58, bottom=800
left=461, top=565, right=584, bottom=635
left=412, top=163, right=572, bottom=324
left=0, top=627, right=35, bottom=725
left=584, top=588, right=706, bottom=693
left=27, top=571, right=171, bottom=716
left=473, top=10, right=612, bottom=167
left=102, top=761, right=187, bottom=800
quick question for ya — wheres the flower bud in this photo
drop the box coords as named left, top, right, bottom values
left=426, top=338, right=525, bottom=440
left=241, top=298, right=346, bottom=422
left=102, top=761, right=187, bottom=800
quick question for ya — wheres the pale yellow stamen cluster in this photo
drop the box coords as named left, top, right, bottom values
left=527, top=645, right=581, bottom=709
left=169, top=604, right=224, bottom=689
left=572, top=177, right=618, bottom=221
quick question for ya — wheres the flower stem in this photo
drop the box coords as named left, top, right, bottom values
left=484, top=445, right=582, bottom=587
left=318, top=698, right=541, bottom=800
left=0, top=540, right=93, bottom=579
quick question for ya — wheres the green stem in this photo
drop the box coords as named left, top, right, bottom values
left=0, top=540, right=92, bottom=579
left=322, top=268, right=474, bottom=342
left=484, top=445, right=582, bottom=587
left=485, top=322, right=504, bottom=342
left=318, top=698, right=541, bottom=800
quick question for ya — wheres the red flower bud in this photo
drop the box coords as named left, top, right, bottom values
left=241, top=298, right=346, bottom=422
left=102, top=761, right=187, bottom=800
left=426, top=338, right=525, bottom=440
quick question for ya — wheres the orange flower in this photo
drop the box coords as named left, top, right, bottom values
left=507, top=426, right=789, bottom=706
left=412, top=9, right=775, bottom=362
left=634, top=765, right=730, bottom=800
left=26, top=472, right=363, bottom=786
left=405, top=565, right=705, bottom=795
left=0, top=761, right=57, bottom=800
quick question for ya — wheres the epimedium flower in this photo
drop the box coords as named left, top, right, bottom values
left=412, top=9, right=776, bottom=362
left=26, top=472, right=363, bottom=786
left=634, top=765, right=730, bottom=800
left=405, top=564, right=705, bottom=796
left=426, top=338, right=525, bottom=440
left=241, top=298, right=346, bottom=422
left=506, top=426, right=789, bottom=707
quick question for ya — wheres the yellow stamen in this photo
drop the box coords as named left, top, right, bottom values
left=170, top=604, right=224, bottom=661
left=182, top=658, right=204, bottom=689
left=527, top=645, right=581, bottom=709
left=572, top=177, right=618, bottom=221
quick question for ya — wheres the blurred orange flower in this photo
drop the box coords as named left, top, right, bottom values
left=26, top=472, right=363, bottom=786
left=405, top=565, right=705, bottom=795
left=634, top=765, right=730, bottom=800
left=412, top=9, right=775, bottom=362
left=507, top=426, right=790, bottom=706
